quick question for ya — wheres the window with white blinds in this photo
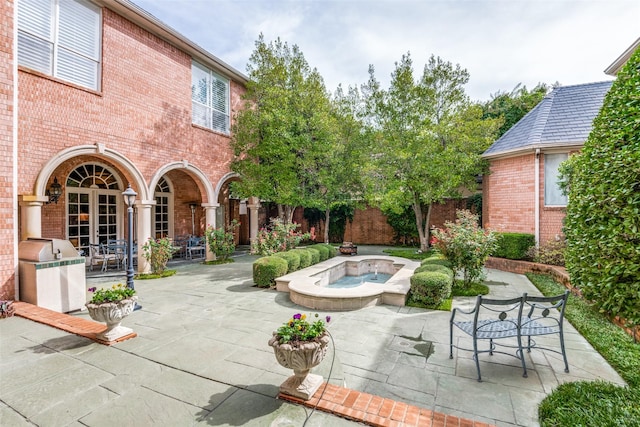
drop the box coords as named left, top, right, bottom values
left=191, top=61, right=230, bottom=134
left=17, top=0, right=101, bottom=91
left=544, top=153, right=568, bottom=206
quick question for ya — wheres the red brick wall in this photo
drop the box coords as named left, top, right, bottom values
left=484, top=154, right=536, bottom=234
left=484, top=153, right=570, bottom=245
left=18, top=8, right=245, bottom=222
left=0, top=0, right=14, bottom=299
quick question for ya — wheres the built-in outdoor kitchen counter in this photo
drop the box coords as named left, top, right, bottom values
left=18, top=238, right=86, bottom=313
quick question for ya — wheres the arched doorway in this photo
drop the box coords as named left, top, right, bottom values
left=65, top=163, right=125, bottom=255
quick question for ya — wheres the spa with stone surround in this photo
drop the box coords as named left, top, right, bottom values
left=275, top=255, right=420, bottom=311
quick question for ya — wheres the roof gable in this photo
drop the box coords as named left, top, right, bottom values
left=482, top=81, right=612, bottom=158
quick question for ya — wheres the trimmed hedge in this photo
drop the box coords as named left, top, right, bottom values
left=325, top=244, right=337, bottom=258
left=414, top=264, right=454, bottom=281
left=420, top=256, right=452, bottom=269
left=273, top=251, right=301, bottom=273
left=308, top=244, right=329, bottom=261
left=253, top=256, right=288, bottom=288
left=293, top=249, right=312, bottom=268
left=306, top=247, right=321, bottom=265
left=492, top=232, right=535, bottom=260
left=409, top=271, right=452, bottom=308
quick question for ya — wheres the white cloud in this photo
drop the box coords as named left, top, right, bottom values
left=132, top=0, right=639, bottom=101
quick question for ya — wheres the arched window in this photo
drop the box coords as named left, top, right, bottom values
left=154, top=177, right=173, bottom=239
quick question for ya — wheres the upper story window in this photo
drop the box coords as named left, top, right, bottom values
left=191, top=60, right=230, bottom=134
left=17, top=0, right=101, bottom=91
left=544, top=153, right=568, bottom=206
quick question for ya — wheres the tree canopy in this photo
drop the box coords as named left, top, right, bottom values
left=362, top=53, right=501, bottom=250
left=482, top=82, right=550, bottom=138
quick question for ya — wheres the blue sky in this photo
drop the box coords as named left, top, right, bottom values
left=130, top=0, right=639, bottom=101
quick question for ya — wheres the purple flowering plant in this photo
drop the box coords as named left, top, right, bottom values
left=87, top=283, right=135, bottom=304
left=275, top=312, right=331, bottom=345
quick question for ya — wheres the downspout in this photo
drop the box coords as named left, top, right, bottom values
left=534, top=148, right=540, bottom=246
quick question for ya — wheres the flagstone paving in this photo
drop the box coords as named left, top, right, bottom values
left=0, top=246, right=625, bottom=426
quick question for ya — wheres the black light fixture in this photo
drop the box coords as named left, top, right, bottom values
left=189, top=203, right=198, bottom=236
left=46, top=177, right=63, bottom=204
left=122, top=184, right=138, bottom=296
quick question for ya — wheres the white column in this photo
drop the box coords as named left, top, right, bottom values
left=247, top=196, right=261, bottom=243
left=136, top=200, right=154, bottom=273
left=203, top=203, right=219, bottom=261
left=18, top=195, right=48, bottom=241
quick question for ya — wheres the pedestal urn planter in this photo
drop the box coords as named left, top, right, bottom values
left=268, top=332, right=330, bottom=400
left=86, top=297, right=137, bottom=342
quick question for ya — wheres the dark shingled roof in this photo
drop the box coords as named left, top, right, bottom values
left=483, top=81, right=612, bottom=157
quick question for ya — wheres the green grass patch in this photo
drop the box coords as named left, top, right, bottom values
left=451, top=281, right=489, bottom=297
left=538, top=381, right=640, bottom=427
left=383, top=248, right=433, bottom=260
left=135, top=269, right=177, bottom=280
left=203, top=258, right=235, bottom=265
left=406, top=297, right=452, bottom=311
left=526, top=273, right=640, bottom=426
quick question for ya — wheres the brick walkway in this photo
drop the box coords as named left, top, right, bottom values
left=13, top=301, right=493, bottom=427
left=13, top=301, right=136, bottom=345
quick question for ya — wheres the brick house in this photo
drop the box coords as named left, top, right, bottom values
left=1, top=0, right=257, bottom=300
left=481, top=37, right=639, bottom=246
left=481, top=81, right=612, bottom=245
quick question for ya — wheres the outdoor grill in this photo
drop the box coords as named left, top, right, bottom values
left=18, top=238, right=86, bottom=313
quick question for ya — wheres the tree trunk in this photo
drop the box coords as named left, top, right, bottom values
left=324, top=208, right=330, bottom=243
left=413, top=200, right=432, bottom=252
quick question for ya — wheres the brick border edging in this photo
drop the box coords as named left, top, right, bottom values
left=278, top=384, right=496, bottom=427
left=486, top=257, right=639, bottom=342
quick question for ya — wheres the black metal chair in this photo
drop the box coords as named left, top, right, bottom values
left=520, top=291, right=570, bottom=374
left=450, top=294, right=527, bottom=381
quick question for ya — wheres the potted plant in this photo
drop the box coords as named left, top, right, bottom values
left=268, top=312, right=331, bottom=400
left=86, top=284, right=137, bottom=342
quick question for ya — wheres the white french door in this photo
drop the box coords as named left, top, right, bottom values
left=65, top=164, right=123, bottom=256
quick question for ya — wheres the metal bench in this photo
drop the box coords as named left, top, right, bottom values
left=449, top=291, right=570, bottom=381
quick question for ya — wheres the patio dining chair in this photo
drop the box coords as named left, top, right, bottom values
left=89, top=243, right=119, bottom=272
left=449, top=294, right=527, bottom=381
left=520, top=290, right=570, bottom=374
left=186, top=236, right=205, bottom=260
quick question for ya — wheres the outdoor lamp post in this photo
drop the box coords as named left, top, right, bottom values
left=122, top=184, right=137, bottom=292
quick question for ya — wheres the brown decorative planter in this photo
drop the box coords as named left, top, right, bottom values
left=268, top=332, right=330, bottom=400
left=339, top=242, right=358, bottom=255
left=86, top=297, right=137, bottom=342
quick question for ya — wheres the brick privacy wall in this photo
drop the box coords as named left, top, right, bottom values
left=0, top=0, right=14, bottom=299
left=18, top=8, right=245, bottom=199
left=296, top=200, right=469, bottom=245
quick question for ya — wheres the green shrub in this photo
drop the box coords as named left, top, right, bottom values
left=305, top=247, right=321, bottom=265
left=560, top=46, right=640, bottom=327
left=142, top=237, right=176, bottom=274
left=324, top=244, right=337, bottom=258
left=492, top=232, right=535, bottom=260
left=253, top=256, right=288, bottom=288
left=273, top=251, right=301, bottom=273
left=204, top=220, right=239, bottom=261
left=308, top=244, right=329, bottom=261
left=431, top=210, right=497, bottom=289
left=526, top=238, right=567, bottom=266
left=420, top=256, right=452, bottom=269
left=409, top=272, right=452, bottom=308
left=293, top=249, right=312, bottom=268
left=414, top=264, right=454, bottom=280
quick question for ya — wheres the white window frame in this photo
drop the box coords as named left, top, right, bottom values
left=544, top=153, right=568, bottom=207
left=17, top=0, right=102, bottom=91
left=191, top=60, right=230, bottom=134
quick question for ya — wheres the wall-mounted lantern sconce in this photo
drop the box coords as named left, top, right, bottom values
left=46, top=177, right=63, bottom=204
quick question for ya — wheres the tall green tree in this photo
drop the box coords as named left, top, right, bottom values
left=482, top=83, right=550, bottom=138
left=230, top=35, right=334, bottom=223
left=561, top=48, right=640, bottom=327
left=363, top=53, right=501, bottom=251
